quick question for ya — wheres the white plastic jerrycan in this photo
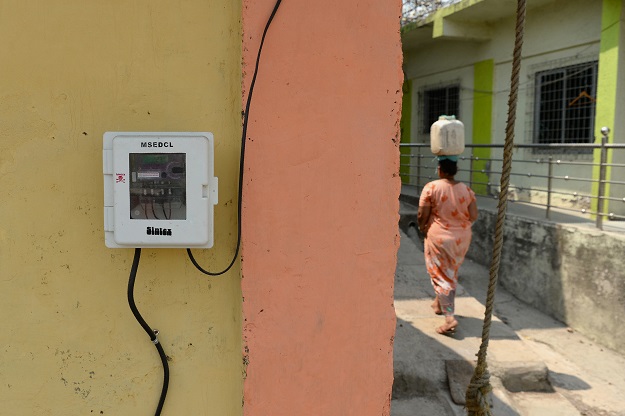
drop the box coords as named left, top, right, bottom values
left=430, top=115, right=465, bottom=155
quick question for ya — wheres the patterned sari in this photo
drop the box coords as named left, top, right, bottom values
left=419, top=180, right=475, bottom=316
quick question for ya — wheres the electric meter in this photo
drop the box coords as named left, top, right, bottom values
left=103, top=132, right=218, bottom=248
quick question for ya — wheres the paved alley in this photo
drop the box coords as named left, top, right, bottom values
left=392, top=229, right=625, bottom=416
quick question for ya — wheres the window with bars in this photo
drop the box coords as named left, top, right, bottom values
left=534, top=61, right=598, bottom=144
left=422, top=85, right=460, bottom=133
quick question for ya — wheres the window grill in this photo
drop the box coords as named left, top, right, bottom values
left=422, top=85, right=460, bottom=134
left=534, top=61, right=598, bottom=144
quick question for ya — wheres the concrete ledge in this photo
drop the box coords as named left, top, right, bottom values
left=468, top=198, right=625, bottom=354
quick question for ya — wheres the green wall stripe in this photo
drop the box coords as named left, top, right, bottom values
left=472, top=59, right=494, bottom=195
left=592, top=0, right=622, bottom=215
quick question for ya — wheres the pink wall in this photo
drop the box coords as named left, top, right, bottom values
left=241, top=1, right=403, bottom=414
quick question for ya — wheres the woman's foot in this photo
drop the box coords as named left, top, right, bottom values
left=431, top=297, right=443, bottom=315
left=436, top=317, right=458, bottom=335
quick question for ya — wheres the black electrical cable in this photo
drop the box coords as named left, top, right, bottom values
left=127, top=248, right=170, bottom=415
left=187, top=0, right=283, bottom=276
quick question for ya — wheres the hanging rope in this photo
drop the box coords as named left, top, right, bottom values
left=465, top=0, right=527, bottom=414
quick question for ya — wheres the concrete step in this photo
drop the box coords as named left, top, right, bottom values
left=491, top=376, right=583, bottom=416
left=391, top=395, right=461, bottom=416
left=391, top=378, right=580, bottom=416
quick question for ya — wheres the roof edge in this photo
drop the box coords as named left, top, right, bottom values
left=402, top=0, right=490, bottom=35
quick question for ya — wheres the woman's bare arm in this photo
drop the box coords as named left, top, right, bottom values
left=468, top=200, right=478, bottom=223
left=417, top=206, right=431, bottom=237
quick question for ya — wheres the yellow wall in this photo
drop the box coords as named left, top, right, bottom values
left=0, top=1, right=243, bottom=414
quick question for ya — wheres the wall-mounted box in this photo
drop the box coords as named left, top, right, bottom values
left=103, top=132, right=218, bottom=248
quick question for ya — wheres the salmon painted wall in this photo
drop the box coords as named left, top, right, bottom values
left=241, top=1, right=403, bottom=415
left=0, top=2, right=243, bottom=414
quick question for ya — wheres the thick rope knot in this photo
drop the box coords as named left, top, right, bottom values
left=466, top=369, right=493, bottom=415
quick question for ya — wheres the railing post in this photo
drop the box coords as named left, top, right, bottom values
left=546, top=156, right=552, bottom=220
left=417, top=149, right=422, bottom=189
left=596, top=127, right=609, bottom=230
left=469, top=152, right=474, bottom=189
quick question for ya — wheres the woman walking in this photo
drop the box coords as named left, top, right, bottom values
left=418, top=156, right=478, bottom=335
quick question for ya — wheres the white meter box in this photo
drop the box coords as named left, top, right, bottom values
left=103, top=132, right=218, bottom=248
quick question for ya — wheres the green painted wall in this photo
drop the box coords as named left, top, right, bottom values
left=472, top=59, right=494, bottom=195
left=593, top=0, right=623, bottom=215
left=400, top=79, right=413, bottom=183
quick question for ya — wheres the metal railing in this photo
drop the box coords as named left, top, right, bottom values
left=399, top=128, right=625, bottom=230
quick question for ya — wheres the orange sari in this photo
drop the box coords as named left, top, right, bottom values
left=419, top=180, right=475, bottom=315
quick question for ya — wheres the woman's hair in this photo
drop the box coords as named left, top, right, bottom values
left=438, top=158, right=458, bottom=176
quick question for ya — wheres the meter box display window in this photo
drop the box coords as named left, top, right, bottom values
left=103, top=132, right=218, bottom=248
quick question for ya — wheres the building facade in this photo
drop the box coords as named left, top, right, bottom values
left=402, top=0, right=625, bottom=216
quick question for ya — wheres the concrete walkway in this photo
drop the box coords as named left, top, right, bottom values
left=392, top=229, right=625, bottom=416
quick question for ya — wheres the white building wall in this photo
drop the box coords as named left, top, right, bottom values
left=404, top=41, right=484, bottom=186
left=488, top=0, right=602, bottom=209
